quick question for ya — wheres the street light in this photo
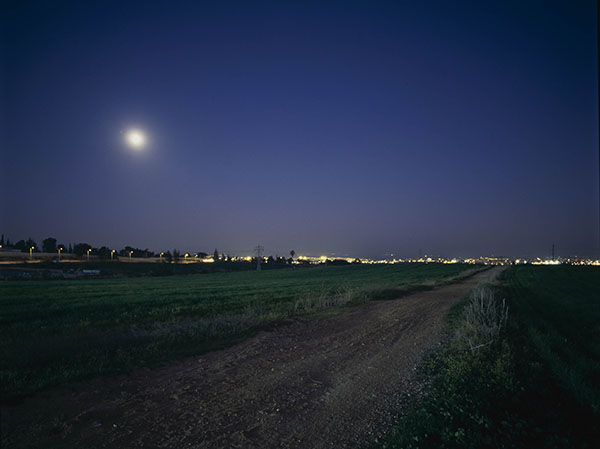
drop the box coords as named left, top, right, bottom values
left=111, top=249, right=116, bottom=261
left=87, top=248, right=91, bottom=261
left=58, top=247, right=62, bottom=261
left=184, top=253, right=189, bottom=262
left=29, top=246, right=34, bottom=260
left=159, top=252, right=164, bottom=262
left=129, top=250, right=133, bottom=261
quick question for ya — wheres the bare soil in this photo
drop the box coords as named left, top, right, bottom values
left=2, top=268, right=500, bottom=448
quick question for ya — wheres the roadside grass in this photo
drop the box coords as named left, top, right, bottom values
left=380, top=265, right=600, bottom=449
left=0, top=263, right=476, bottom=400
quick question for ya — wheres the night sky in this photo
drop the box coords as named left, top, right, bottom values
left=2, top=0, right=598, bottom=259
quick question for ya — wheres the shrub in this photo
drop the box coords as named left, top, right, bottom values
left=454, top=285, right=508, bottom=353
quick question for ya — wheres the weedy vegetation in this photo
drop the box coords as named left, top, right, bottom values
left=381, top=265, right=600, bottom=449
left=454, top=285, right=509, bottom=353
left=0, top=263, right=476, bottom=400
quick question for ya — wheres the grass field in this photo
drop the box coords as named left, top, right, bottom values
left=504, top=266, right=600, bottom=414
left=0, top=263, right=475, bottom=400
left=382, top=265, right=600, bottom=449
left=1, top=260, right=288, bottom=279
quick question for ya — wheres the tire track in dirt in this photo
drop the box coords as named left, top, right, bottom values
left=2, top=268, right=502, bottom=448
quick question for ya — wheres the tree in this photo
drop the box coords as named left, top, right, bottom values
left=213, top=248, right=219, bottom=261
left=0, top=234, right=4, bottom=246
left=98, top=246, right=111, bottom=259
left=42, top=237, right=57, bottom=253
left=165, top=250, right=173, bottom=263
left=290, top=250, right=295, bottom=259
left=173, top=249, right=180, bottom=263
left=14, top=240, right=26, bottom=251
left=25, top=238, right=37, bottom=252
left=73, top=243, right=91, bottom=257
left=68, top=244, right=73, bottom=253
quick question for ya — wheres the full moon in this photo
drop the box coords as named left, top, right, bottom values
left=125, top=129, right=146, bottom=149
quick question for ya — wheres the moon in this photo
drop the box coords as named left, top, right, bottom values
left=125, top=129, right=147, bottom=149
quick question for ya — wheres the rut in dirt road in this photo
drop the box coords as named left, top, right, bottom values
left=3, top=267, right=502, bottom=448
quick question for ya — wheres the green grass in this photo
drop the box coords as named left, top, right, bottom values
left=0, top=263, right=474, bottom=400
left=2, top=260, right=285, bottom=278
left=381, top=265, right=600, bottom=449
left=503, top=266, right=600, bottom=412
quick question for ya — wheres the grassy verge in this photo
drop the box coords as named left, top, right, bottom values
left=1, top=263, right=476, bottom=400
left=380, top=265, right=600, bottom=449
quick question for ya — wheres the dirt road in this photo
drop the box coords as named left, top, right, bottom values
left=2, top=268, right=501, bottom=448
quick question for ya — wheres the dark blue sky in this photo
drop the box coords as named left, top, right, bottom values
left=1, top=0, right=598, bottom=258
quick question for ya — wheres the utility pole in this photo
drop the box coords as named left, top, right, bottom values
left=595, top=1, right=600, bottom=258
left=254, top=245, right=264, bottom=271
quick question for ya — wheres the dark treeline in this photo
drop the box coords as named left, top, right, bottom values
left=1, top=234, right=155, bottom=259
left=0, top=234, right=319, bottom=266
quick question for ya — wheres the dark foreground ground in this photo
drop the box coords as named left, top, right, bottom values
left=1, top=268, right=499, bottom=448
left=382, top=265, right=600, bottom=449
left=1, top=263, right=475, bottom=399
